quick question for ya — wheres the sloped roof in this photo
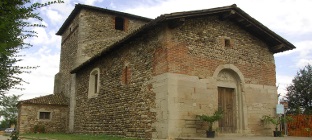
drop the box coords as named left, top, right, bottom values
left=56, top=4, right=152, bottom=35
left=19, top=94, right=68, bottom=106
left=70, top=4, right=296, bottom=73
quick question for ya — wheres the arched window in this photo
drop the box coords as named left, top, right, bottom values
left=88, top=68, right=100, bottom=98
left=121, top=65, right=131, bottom=85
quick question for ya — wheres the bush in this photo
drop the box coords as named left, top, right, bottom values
left=10, top=131, right=19, bottom=140
left=33, top=125, right=46, bottom=133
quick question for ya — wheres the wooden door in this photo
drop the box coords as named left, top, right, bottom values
left=218, top=87, right=236, bottom=133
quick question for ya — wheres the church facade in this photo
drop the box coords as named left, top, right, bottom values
left=17, top=4, right=295, bottom=139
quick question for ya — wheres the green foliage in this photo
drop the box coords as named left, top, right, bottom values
left=0, top=94, right=21, bottom=126
left=286, top=64, right=312, bottom=115
left=0, top=0, right=64, bottom=95
left=10, top=131, right=19, bottom=140
left=261, top=115, right=293, bottom=131
left=197, top=110, right=223, bottom=131
left=33, top=124, right=46, bottom=133
left=0, top=119, right=11, bottom=129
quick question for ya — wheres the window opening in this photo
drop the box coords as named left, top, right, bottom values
left=88, top=68, right=100, bottom=98
left=39, top=112, right=51, bottom=120
left=124, top=66, right=128, bottom=84
left=225, top=38, right=231, bottom=48
left=94, top=73, right=98, bottom=93
left=115, top=17, right=125, bottom=31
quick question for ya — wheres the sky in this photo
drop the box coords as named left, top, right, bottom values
left=8, top=0, right=312, bottom=100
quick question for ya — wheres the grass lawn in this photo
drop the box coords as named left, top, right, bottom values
left=20, top=133, right=139, bottom=140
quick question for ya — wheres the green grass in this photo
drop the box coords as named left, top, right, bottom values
left=20, top=133, right=139, bottom=140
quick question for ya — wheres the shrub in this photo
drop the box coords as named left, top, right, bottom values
left=33, top=125, right=46, bottom=133
left=10, top=131, right=19, bottom=140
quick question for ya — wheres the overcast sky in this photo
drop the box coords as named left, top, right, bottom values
left=9, top=0, right=312, bottom=100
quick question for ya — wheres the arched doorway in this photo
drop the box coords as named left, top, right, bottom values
left=213, top=64, right=245, bottom=134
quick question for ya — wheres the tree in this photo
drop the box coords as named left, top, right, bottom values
left=286, top=64, right=312, bottom=114
left=0, top=94, right=21, bottom=127
left=0, top=0, right=64, bottom=96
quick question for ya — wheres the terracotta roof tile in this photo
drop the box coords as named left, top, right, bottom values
left=19, top=94, right=68, bottom=106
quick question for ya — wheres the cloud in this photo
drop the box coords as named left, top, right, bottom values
left=123, top=0, right=312, bottom=37
left=295, top=41, right=312, bottom=58
left=275, top=41, right=312, bottom=68
left=296, top=59, right=312, bottom=68
left=78, top=0, right=103, bottom=5
left=8, top=46, right=60, bottom=100
left=26, top=27, right=61, bottom=49
left=276, top=75, right=293, bottom=96
left=45, top=9, right=64, bottom=25
left=109, top=2, right=116, bottom=9
left=37, top=1, right=74, bottom=27
left=275, top=41, right=312, bottom=56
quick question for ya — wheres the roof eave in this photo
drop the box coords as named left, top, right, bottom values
left=18, top=102, right=68, bottom=106
left=226, top=7, right=296, bottom=53
left=70, top=4, right=296, bottom=73
left=150, top=4, right=296, bottom=53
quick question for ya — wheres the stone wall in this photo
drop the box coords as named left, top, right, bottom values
left=151, top=72, right=277, bottom=139
left=18, top=104, right=68, bottom=133
left=244, top=84, right=277, bottom=135
left=72, top=14, right=278, bottom=139
left=150, top=16, right=278, bottom=138
left=151, top=73, right=219, bottom=138
left=77, top=9, right=148, bottom=66
left=166, top=16, right=276, bottom=85
left=55, top=8, right=148, bottom=98
left=55, top=15, right=79, bottom=98
left=73, top=26, right=164, bottom=139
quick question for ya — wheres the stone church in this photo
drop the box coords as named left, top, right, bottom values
left=17, top=3, right=295, bottom=139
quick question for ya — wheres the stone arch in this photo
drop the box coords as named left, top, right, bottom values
left=88, top=68, right=100, bottom=98
left=213, top=64, right=247, bottom=134
left=213, top=64, right=244, bottom=83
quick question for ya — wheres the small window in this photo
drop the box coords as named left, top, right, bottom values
left=88, top=68, right=100, bottom=98
left=220, top=36, right=234, bottom=48
left=124, top=66, right=129, bottom=84
left=115, top=17, right=125, bottom=31
left=122, top=66, right=130, bottom=85
left=225, top=38, right=231, bottom=48
left=94, top=73, right=98, bottom=93
left=39, top=112, right=51, bottom=120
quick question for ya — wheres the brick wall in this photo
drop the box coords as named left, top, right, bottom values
left=163, top=16, right=276, bottom=85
